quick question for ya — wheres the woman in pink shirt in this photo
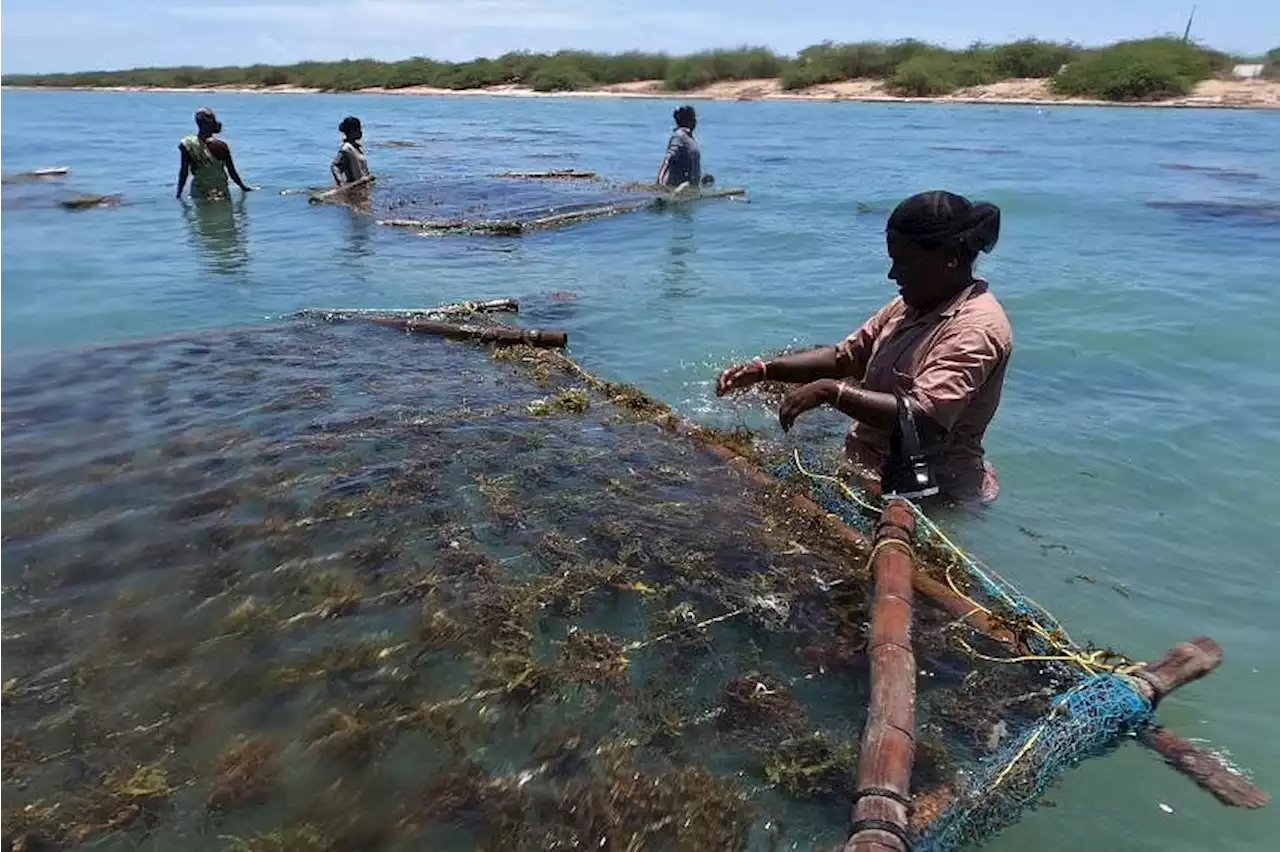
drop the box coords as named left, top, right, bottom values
left=716, top=190, right=1012, bottom=504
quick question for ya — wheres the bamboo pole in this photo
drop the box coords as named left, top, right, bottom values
left=1141, top=727, right=1269, bottom=808
left=309, top=175, right=375, bottom=204
left=847, top=500, right=917, bottom=852
left=295, top=299, right=518, bottom=321
left=371, top=317, right=566, bottom=348
left=495, top=169, right=599, bottom=180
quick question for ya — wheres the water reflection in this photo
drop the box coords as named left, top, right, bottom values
left=660, top=207, right=703, bottom=299
left=337, top=205, right=376, bottom=277
left=181, top=196, right=249, bottom=276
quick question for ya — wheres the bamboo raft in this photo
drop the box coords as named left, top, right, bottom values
left=304, top=169, right=747, bottom=236
left=1, top=166, right=71, bottom=184
left=0, top=305, right=1266, bottom=852
left=376, top=186, right=748, bottom=235
left=494, top=169, right=600, bottom=180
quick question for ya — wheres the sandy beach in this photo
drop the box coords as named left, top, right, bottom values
left=12, top=76, right=1280, bottom=109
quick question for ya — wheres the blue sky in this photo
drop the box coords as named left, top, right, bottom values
left=2, top=0, right=1276, bottom=74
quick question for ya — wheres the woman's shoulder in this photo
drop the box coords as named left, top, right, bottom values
left=964, top=281, right=1013, bottom=345
left=875, top=294, right=907, bottom=321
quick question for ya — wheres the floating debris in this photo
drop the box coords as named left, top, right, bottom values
left=1, top=166, right=70, bottom=184
left=57, top=193, right=122, bottom=211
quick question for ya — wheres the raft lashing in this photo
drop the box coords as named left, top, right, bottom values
left=308, top=171, right=747, bottom=235
left=1, top=309, right=1264, bottom=852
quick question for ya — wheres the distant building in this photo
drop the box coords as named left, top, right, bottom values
left=1231, top=64, right=1264, bottom=79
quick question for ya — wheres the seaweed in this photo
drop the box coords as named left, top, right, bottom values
left=526, top=387, right=590, bottom=416
left=0, top=322, right=1077, bottom=852
left=206, top=736, right=280, bottom=812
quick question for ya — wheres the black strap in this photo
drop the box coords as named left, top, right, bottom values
left=851, top=786, right=914, bottom=814
left=849, top=818, right=914, bottom=851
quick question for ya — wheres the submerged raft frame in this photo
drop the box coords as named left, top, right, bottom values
left=492, top=318, right=1269, bottom=847
left=375, top=186, right=747, bottom=235
left=0, top=304, right=1266, bottom=852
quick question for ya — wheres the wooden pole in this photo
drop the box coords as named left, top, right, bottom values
left=371, top=317, right=567, bottom=349
left=495, top=169, right=599, bottom=180
left=296, top=299, right=519, bottom=321
left=1140, top=727, right=1269, bottom=808
left=309, top=175, right=375, bottom=204
left=846, top=500, right=917, bottom=852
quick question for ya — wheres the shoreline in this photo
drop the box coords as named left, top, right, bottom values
left=7, top=77, right=1280, bottom=110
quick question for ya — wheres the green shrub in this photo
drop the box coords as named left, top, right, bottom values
left=1052, top=38, right=1225, bottom=100
left=529, top=63, right=596, bottom=92
left=0, top=36, right=1247, bottom=97
left=988, top=39, right=1077, bottom=78
left=887, top=54, right=960, bottom=96
left=664, top=47, right=782, bottom=90
left=952, top=47, right=999, bottom=88
left=1263, top=47, right=1280, bottom=80
left=780, top=41, right=900, bottom=89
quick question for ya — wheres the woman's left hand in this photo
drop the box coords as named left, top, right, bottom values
left=778, top=380, right=835, bottom=432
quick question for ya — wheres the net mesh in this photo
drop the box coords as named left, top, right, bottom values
left=318, top=174, right=744, bottom=234
left=1, top=321, right=1151, bottom=852
left=772, top=450, right=1156, bottom=851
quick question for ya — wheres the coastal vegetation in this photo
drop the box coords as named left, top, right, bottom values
left=1265, top=47, right=1280, bottom=79
left=2, top=38, right=1271, bottom=102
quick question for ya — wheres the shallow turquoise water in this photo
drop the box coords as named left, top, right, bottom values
left=3, top=89, right=1279, bottom=850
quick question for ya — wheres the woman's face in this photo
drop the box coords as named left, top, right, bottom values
left=886, top=233, right=958, bottom=310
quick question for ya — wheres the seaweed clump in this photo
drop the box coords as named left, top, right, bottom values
left=560, top=629, right=629, bottom=686
left=206, top=736, right=280, bottom=812
left=527, top=387, right=590, bottom=416
left=761, top=733, right=858, bottom=799
left=556, top=761, right=756, bottom=851
left=719, top=673, right=807, bottom=734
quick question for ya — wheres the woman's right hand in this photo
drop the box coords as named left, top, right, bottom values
left=716, top=361, right=765, bottom=397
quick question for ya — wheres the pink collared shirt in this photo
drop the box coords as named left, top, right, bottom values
left=834, top=280, right=1012, bottom=502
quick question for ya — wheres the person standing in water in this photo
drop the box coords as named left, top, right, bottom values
left=716, top=191, right=1012, bottom=504
left=331, top=116, right=372, bottom=186
left=176, top=108, right=253, bottom=200
left=656, top=105, right=703, bottom=190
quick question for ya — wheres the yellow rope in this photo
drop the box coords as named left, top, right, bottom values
left=789, top=450, right=1143, bottom=676
left=865, top=536, right=913, bottom=567
left=791, top=450, right=882, bottom=515
left=788, top=451, right=1155, bottom=793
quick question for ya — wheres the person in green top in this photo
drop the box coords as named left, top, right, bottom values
left=176, top=108, right=254, bottom=200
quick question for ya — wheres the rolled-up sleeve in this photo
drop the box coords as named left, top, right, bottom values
left=834, top=300, right=899, bottom=381
left=909, top=326, right=1008, bottom=431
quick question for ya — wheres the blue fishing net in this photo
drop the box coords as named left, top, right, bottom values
left=772, top=450, right=1158, bottom=851
left=916, top=674, right=1153, bottom=852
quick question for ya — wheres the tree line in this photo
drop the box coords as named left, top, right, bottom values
left=4, top=39, right=1277, bottom=102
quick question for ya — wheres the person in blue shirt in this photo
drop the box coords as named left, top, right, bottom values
left=657, top=105, right=713, bottom=191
